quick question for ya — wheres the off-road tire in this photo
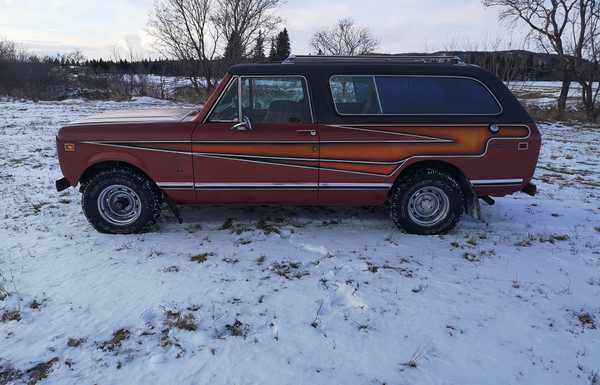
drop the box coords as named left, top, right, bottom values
left=82, top=169, right=161, bottom=234
left=390, top=168, right=464, bottom=235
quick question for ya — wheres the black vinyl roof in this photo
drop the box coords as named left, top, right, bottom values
left=229, top=62, right=489, bottom=77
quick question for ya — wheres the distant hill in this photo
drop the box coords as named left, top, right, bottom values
left=392, top=50, right=576, bottom=81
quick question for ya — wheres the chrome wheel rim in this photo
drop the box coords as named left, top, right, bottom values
left=407, top=186, right=450, bottom=227
left=97, top=185, right=142, bottom=226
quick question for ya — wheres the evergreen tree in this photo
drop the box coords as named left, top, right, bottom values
left=253, top=31, right=266, bottom=62
left=268, top=38, right=277, bottom=62
left=224, top=31, right=244, bottom=66
left=275, top=28, right=291, bottom=61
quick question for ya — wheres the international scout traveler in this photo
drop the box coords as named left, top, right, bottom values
left=55, top=55, right=541, bottom=235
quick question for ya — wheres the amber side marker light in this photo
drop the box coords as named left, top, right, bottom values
left=64, top=143, right=76, bottom=152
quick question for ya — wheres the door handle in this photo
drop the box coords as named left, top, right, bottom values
left=296, top=129, right=317, bottom=136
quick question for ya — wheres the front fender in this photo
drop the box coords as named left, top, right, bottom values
left=63, top=145, right=152, bottom=186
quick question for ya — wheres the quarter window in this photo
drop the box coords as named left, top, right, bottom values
left=209, top=78, right=239, bottom=122
left=329, top=75, right=501, bottom=115
left=241, top=77, right=312, bottom=123
left=329, top=76, right=381, bottom=115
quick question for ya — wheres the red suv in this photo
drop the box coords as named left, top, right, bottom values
left=55, top=55, right=541, bottom=235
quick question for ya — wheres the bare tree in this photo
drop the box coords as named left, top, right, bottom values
left=571, top=0, right=600, bottom=119
left=310, top=18, right=379, bottom=56
left=148, top=0, right=220, bottom=93
left=0, top=39, right=26, bottom=61
left=212, top=0, right=282, bottom=66
left=483, top=0, right=578, bottom=114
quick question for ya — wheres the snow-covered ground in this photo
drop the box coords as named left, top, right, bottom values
left=0, top=98, right=599, bottom=385
left=507, top=81, right=599, bottom=110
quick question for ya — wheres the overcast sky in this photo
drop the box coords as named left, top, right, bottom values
left=0, top=0, right=530, bottom=59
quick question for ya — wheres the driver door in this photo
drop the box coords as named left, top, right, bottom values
left=192, top=75, right=318, bottom=204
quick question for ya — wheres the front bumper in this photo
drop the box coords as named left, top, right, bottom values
left=56, top=177, right=70, bottom=192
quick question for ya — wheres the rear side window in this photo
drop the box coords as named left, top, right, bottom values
left=329, top=76, right=381, bottom=115
left=330, top=75, right=501, bottom=116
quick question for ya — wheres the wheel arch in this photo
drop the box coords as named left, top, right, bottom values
left=391, top=160, right=479, bottom=217
left=79, top=160, right=156, bottom=189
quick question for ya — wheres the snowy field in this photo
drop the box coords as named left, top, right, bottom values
left=507, top=81, right=599, bottom=110
left=0, top=98, right=599, bottom=385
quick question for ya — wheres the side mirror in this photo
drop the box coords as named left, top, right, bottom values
left=231, top=116, right=253, bottom=131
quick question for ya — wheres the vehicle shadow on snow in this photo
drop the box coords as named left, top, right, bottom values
left=160, top=205, right=393, bottom=230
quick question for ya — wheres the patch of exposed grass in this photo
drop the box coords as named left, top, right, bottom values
left=29, top=298, right=46, bottom=310
left=515, top=239, right=533, bottom=247
left=270, top=261, right=308, bottom=279
left=590, top=371, right=599, bottom=385
left=159, top=309, right=196, bottom=357
left=29, top=200, right=49, bottom=215
left=466, top=238, right=478, bottom=246
left=0, top=364, right=22, bottom=384
left=1, top=309, right=21, bottom=322
left=463, top=252, right=480, bottom=262
left=401, top=347, right=425, bottom=370
left=0, top=287, right=8, bottom=301
left=380, top=264, right=414, bottom=278
left=99, top=328, right=130, bottom=351
left=67, top=337, right=86, bottom=348
left=578, top=311, right=596, bottom=329
left=257, top=219, right=280, bottom=235
left=446, top=324, right=464, bottom=336
left=366, top=262, right=379, bottom=273
left=26, top=357, right=59, bottom=385
left=164, top=310, right=197, bottom=332
left=539, top=234, right=571, bottom=243
left=191, top=252, right=214, bottom=263
left=225, top=319, right=249, bottom=338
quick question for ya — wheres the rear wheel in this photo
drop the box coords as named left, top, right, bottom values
left=390, top=168, right=464, bottom=235
left=82, top=169, right=161, bottom=234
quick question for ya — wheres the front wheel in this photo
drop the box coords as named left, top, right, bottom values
left=389, top=168, right=464, bottom=235
left=82, top=169, right=161, bottom=234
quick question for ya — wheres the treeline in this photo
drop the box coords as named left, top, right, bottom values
left=0, top=41, right=90, bottom=101
left=1, top=37, right=597, bottom=103
left=0, top=27, right=293, bottom=102
left=445, top=50, right=577, bottom=82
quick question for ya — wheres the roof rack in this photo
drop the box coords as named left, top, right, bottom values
left=282, top=54, right=464, bottom=65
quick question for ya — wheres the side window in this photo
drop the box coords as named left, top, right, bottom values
left=209, top=78, right=239, bottom=122
left=330, top=76, right=381, bottom=115
left=241, top=77, right=312, bottom=123
left=329, top=75, right=501, bottom=115
left=375, top=76, right=501, bottom=115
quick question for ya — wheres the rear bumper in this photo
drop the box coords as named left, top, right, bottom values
left=55, top=177, right=71, bottom=192
left=521, top=182, right=537, bottom=196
